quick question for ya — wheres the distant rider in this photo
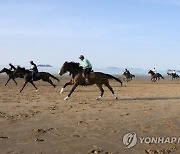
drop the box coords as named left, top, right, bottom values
left=9, top=63, right=16, bottom=71
left=124, top=68, right=130, bottom=75
left=79, top=55, right=92, bottom=84
left=29, top=61, right=38, bottom=81
left=151, top=68, right=156, bottom=74
left=172, top=70, right=176, bottom=76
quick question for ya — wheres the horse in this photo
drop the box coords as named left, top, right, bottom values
left=15, top=66, right=59, bottom=92
left=0, top=67, right=23, bottom=86
left=148, top=70, right=164, bottom=82
left=167, top=72, right=179, bottom=81
left=58, top=61, right=123, bottom=100
left=123, top=72, right=135, bottom=82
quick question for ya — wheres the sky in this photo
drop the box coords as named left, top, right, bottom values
left=0, top=0, right=180, bottom=70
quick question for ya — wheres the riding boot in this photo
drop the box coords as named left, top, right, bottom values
left=32, top=73, right=34, bottom=81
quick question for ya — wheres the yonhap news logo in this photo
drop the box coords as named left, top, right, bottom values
left=123, top=132, right=137, bottom=149
left=123, top=132, right=180, bottom=149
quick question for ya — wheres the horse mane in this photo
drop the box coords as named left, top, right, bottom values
left=67, top=61, right=83, bottom=70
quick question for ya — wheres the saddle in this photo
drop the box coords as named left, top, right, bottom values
left=82, top=71, right=95, bottom=79
left=35, top=73, right=41, bottom=78
left=30, top=72, right=41, bottom=79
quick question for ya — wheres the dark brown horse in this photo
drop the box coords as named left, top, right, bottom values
left=59, top=61, right=122, bottom=100
left=0, top=67, right=23, bottom=86
left=148, top=70, right=164, bottom=82
left=167, top=72, right=179, bottom=81
left=123, top=72, right=135, bottom=82
left=15, top=66, right=59, bottom=92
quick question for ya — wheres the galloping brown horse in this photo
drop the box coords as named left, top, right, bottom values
left=148, top=70, right=164, bottom=82
left=123, top=72, right=135, bottom=82
left=167, top=72, right=179, bottom=81
left=15, top=66, right=59, bottom=92
left=0, top=67, right=23, bottom=86
left=59, top=61, right=122, bottom=100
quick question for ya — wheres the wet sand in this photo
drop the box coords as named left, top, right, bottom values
left=0, top=74, right=180, bottom=154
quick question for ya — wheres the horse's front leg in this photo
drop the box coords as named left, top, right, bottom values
left=64, top=83, right=78, bottom=100
left=5, top=78, right=11, bottom=86
left=20, top=81, right=28, bottom=92
left=151, top=77, right=154, bottom=82
left=60, top=80, right=73, bottom=94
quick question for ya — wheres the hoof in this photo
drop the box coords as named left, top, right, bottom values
left=113, top=94, right=118, bottom=100
left=60, top=88, right=64, bottom=94
left=96, top=96, right=102, bottom=100
left=36, top=89, right=38, bottom=92
left=64, top=96, right=69, bottom=100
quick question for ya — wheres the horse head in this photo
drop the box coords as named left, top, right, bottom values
left=59, top=61, right=68, bottom=75
left=14, top=66, right=29, bottom=77
left=59, top=61, right=83, bottom=76
left=0, top=68, right=6, bottom=73
left=148, top=70, right=154, bottom=75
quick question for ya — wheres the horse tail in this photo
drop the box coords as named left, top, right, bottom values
left=161, top=75, right=164, bottom=79
left=49, top=73, right=60, bottom=82
left=106, top=74, right=122, bottom=86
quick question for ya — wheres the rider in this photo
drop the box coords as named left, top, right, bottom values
left=151, top=68, right=156, bottom=74
left=124, top=68, right=130, bottom=75
left=29, top=61, right=38, bottom=81
left=9, top=63, right=16, bottom=71
left=172, top=70, right=176, bottom=76
left=79, top=55, right=92, bottom=84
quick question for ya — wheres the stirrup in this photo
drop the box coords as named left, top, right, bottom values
left=85, top=78, right=89, bottom=84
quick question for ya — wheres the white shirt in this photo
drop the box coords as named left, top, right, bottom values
left=172, top=70, right=176, bottom=74
left=152, top=68, right=156, bottom=73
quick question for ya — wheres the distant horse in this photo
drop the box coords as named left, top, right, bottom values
left=148, top=70, right=164, bottom=82
left=167, top=72, right=179, bottom=81
left=15, top=66, right=59, bottom=92
left=0, top=67, right=23, bottom=86
left=58, top=61, right=123, bottom=100
left=123, top=72, right=135, bottom=82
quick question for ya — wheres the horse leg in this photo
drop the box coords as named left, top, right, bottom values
left=61, top=80, right=73, bottom=94
left=5, top=78, right=11, bottom=86
left=12, top=78, right=17, bottom=85
left=157, top=77, right=160, bottom=82
left=20, top=81, right=28, bottom=93
left=42, top=77, right=56, bottom=88
left=104, top=82, right=118, bottom=99
left=64, top=83, right=78, bottom=100
left=29, top=81, right=38, bottom=92
left=96, top=83, right=104, bottom=100
left=47, top=79, right=56, bottom=88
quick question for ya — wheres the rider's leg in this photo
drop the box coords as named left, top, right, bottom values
left=85, top=68, right=92, bottom=84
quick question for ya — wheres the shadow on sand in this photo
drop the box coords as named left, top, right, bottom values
left=118, top=97, right=180, bottom=101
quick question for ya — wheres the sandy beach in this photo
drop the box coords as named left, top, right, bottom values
left=1, top=74, right=180, bottom=154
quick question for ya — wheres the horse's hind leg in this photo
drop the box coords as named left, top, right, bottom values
left=47, top=79, right=56, bottom=88
left=29, top=81, right=38, bottom=92
left=96, top=83, right=104, bottom=100
left=12, top=78, right=17, bottom=85
left=104, top=82, right=118, bottom=99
